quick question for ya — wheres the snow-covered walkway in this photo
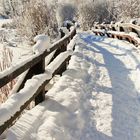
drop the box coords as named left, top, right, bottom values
left=5, top=32, right=140, bottom=140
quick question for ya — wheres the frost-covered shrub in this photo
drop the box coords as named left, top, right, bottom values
left=0, top=0, right=32, bottom=17
left=115, top=0, right=140, bottom=21
left=0, top=47, right=16, bottom=104
left=15, top=0, right=58, bottom=41
left=78, top=0, right=111, bottom=30
left=78, top=4, right=95, bottom=30
left=56, top=3, right=77, bottom=27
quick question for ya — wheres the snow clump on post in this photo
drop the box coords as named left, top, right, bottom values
left=33, top=35, right=51, bottom=54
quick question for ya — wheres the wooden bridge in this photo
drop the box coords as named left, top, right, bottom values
left=0, top=22, right=140, bottom=137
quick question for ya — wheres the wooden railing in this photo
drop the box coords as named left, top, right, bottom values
left=0, top=27, right=76, bottom=135
left=92, top=23, right=140, bottom=47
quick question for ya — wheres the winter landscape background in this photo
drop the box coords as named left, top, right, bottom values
left=0, top=0, right=140, bottom=140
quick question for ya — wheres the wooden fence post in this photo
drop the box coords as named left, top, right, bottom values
left=15, top=58, right=46, bottom=105
left=33, top=59, right=45, bottom=105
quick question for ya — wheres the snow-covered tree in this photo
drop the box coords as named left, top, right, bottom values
left=1, top=0, right=30, bottom=16
left=116, top=0, right=140, bottom=20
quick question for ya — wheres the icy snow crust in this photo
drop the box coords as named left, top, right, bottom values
left=7, top=33, right=140, bottom=140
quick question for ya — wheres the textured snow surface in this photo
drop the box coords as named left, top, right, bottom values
left=6, top=33, right=140, bottom=140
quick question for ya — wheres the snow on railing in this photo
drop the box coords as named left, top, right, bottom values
left=0, top=27, right=76, bottom=135
left=92, top=23, right=140, bottom=47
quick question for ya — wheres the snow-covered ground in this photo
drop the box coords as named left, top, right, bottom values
left=0, top=18, right=12, bottom=28
left=0, top=17, right=32, bottom=61
left=3, top=32, right=140, bottom=140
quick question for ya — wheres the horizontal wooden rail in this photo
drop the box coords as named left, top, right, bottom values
left=93, top=23, right=140, bottom=37
left=93, top=29, right=140, bottom=47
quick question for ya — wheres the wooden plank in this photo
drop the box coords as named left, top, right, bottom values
left=33, top=59, right=45, bottom=105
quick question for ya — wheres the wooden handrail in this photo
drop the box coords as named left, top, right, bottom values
left=0, top=27, right=76, bottom=135
left=92, top=29, right=140, bottom=47
left=92, top=22, right=140, bottom=47
left=0, top=28, right=76, bottom=89
left=93, top=23, right=140, bottom=37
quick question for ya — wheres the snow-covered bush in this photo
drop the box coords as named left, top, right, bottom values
left=56, top=3, right=77, bottom=27
left=115, top=0, right=140, bottom=21
left=78, top=4, right=95, bottom=30
left=0, top=0, right=29, bottom=17
left=78, top=0, right=112, bottom=30
left=15, top=0, right=58, bottom=41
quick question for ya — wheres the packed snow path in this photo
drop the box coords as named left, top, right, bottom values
left=6, top=32, right=140, bottom=140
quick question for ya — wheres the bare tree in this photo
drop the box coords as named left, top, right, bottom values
left=1, top=0, right=30, bottom=16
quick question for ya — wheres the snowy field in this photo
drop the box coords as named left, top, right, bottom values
left=4, top=32, right=140, bottom=140
left=0, top=44, right=32, bottom=62
left=0, top=18, right=32, bottom=62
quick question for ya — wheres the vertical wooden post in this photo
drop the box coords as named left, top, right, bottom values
left=34, top=59, right=45, bottom=105
left=14, top=59, right=45, bottom=106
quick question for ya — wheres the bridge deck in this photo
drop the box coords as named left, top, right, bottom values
left=5, top=33, right=140, bottom=140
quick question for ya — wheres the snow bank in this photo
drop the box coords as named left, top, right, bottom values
left=7, top=102, right=47, bottom=140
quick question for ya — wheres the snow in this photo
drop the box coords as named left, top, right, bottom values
left=33, top=35, right=51, bottom=54
left=47, top=36, right=76, bottom=73
left=6, top=32, right=140, bottom=140
left=59, top=27, right=69, bottom=34
left=9, top=70, right=29, bottom=95
left=47, top=50, right=72, bottom=73
left=10, top=49, right=57, bottom=95
left=92, top=29, right=106, bottom=33
left=129, top=32, right=138, bottom=37
left=0, top=18, right=12, bottom=28
left=67, top=35, right=77, bottom=51
left=118, top=23, right=140, bottom=37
